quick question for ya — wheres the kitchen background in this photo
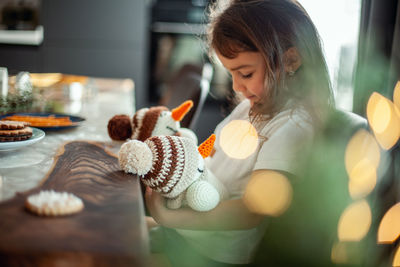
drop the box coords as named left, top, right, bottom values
left=2, top=2, right=400, bottom=266
left=0, top=0, right=361, bottom=141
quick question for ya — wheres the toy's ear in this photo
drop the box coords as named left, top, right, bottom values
left=198, top=134, right=216, bottom=158
left=171, top=100, right=193, bottom=121
left=107, top=114, right=132, bottom=141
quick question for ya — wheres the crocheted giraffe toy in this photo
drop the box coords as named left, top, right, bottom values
left=118, top=134, right=228, bottom=211
left=107, top=100, right=197, bottom=144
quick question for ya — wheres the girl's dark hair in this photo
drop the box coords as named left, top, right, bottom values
left=207, top=0, right=335, bottom=125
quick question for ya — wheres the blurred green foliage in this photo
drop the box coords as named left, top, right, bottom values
left=0, top=90, right=34, bottom=115
left=253, top=110, right=385, bottom=267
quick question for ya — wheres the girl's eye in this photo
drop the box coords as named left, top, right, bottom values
left=240, top=73, right=253, bottom=79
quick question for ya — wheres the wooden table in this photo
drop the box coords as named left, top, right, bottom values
left=0, top=77, right=149, bottom=266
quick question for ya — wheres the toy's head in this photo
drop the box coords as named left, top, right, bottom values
left=108, top=100, right=193, bottom=141
left=119, top=134, right=215, bottom=198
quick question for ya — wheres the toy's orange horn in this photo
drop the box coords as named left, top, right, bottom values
left=171, top=100, right=193, bottom=122
left=198, top=134, right=216, bottom=158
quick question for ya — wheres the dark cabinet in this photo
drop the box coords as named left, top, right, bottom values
left=0, top=45, right=42, bottom=72
left=0, top=0, right=149, bottom=108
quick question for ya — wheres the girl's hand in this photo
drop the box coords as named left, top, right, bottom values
left=145, top=187, right=168, bottom=224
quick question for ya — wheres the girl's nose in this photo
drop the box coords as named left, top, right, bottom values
left=232, top=77, right=245, bottom=93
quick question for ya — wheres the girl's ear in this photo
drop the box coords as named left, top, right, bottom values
left=283, top=47, right=302, bottom=73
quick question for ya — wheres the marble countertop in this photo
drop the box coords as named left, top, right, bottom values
left=0, top=77, right=135, bottom=201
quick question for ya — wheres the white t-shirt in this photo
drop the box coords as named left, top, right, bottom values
left=177, top=99, right=314, bottom=264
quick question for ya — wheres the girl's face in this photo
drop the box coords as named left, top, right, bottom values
left=216, top=51, right=266, bottom=106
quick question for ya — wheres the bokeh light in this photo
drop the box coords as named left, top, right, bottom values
left=367, top=92, right=391, bottom=134
left=338, top=200, right=371, bottom=242
left=393, top=245, right=400, bottom=267
left=345, top=129, right=380, bottom=174
left=331, top=242, right=360, bottom=264
left=377, top=202, right=400, bottom=244
left=348, top=158, right=377, bottom=199
left=345, top=129, right=380, bottom=198
left=393, top=81, right=400, bottom=110
left=219, top=120, right=258, bottom=159
left=243, top=170, right=292, bottom=216
left=331, top=242, right=348, bottom=264
left=331, top=242, right=363, bottom=265
left=29, top=73, right=63, bottom=87
left=367, top=92, right=400, bottom=150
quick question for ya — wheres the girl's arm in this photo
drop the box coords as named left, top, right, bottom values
left=145, top=169, right=269, bottom=231
left=145, top=187, right=263, bottom=230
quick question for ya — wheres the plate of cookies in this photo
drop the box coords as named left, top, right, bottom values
left=0, top=120, right=45, bottom=151
left=0, top=112, right=85, bottom=130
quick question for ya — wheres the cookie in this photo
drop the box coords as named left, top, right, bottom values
left=0, top=126, right=33, bottom=136
left=0, top=120, right=30, bottom=130
left=25, top=190, right=84, bottom=216
left=0, top=127, right=33, bottom=142
left=0, top=135, right=32, bottom=142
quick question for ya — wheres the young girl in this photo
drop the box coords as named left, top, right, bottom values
left=146, top=0, right=334, bottom=266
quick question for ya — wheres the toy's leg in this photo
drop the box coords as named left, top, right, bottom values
left=186, top=180, right=220, bottom=212
left=166, top=193, right=185, bottom=209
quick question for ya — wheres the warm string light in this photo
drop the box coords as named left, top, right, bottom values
left=219, top=119, right=258, bottom=159
left=348, top=160, right=377, bottom=199
left=367, top=92, right=400, bottom=150
left=345, top=129, right=381, bottom=172
left=345, top=129, right=380, bottom=199
left=331, top=242, right=349, bottom=264
left=332, top=130, right=377, bottom=263
left=393, top=81, right=400, bottom=110
left=334, top=129, right=378, bottom=261
left=333, top=82, right=400, bottom=265
left=364, top=82, right=400, bottom=266
left=337, top=200, right=372, bottom=242
left=377, top=202, right=400, bottom=244
left=393, top=245, right=400, bottom=267
left=331, top=242, right=362, bottom=265
left=243, top=170, right=292, bottom=216
left=219, top=120, right=292, bottom=216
